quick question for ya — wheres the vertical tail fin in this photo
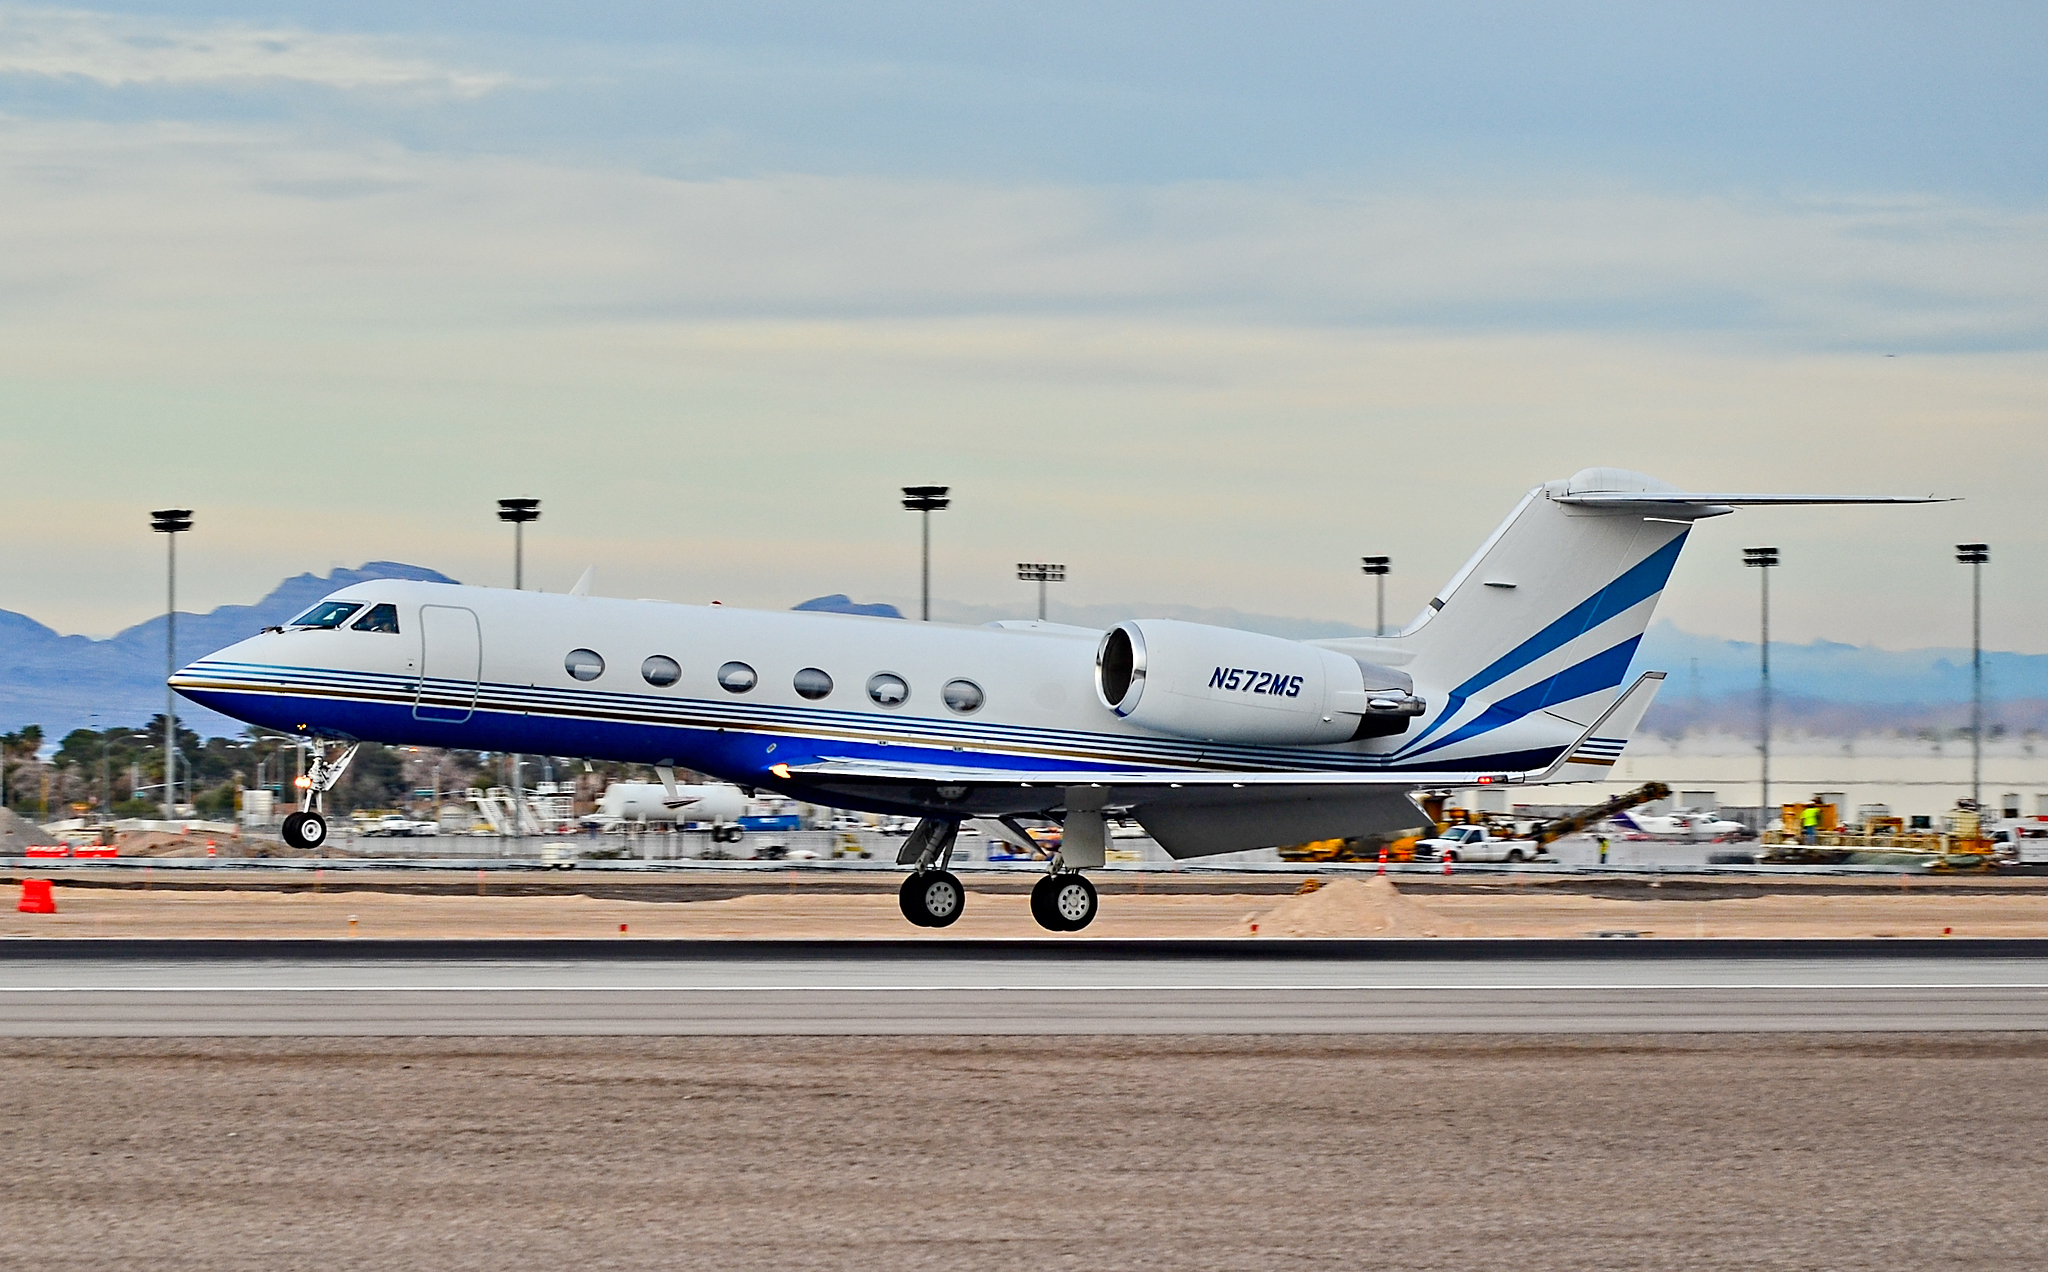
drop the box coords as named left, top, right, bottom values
left=1358, top=470, right=1698, bottom=771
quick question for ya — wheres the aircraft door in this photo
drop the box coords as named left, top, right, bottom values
left=415, top=605, right=482, bottom=723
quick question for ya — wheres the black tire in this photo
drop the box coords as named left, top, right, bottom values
left=1505, top=848, right=1525, bottom=863
left=899, top=872, right=934, bottom=927
left=917, top=871, right=965, bottom=928
left=1030, top=874, right=1061, bottom=931
left=282, top=811, right=327, bottom=851
left=1050, top=874, right=1097, bottom=931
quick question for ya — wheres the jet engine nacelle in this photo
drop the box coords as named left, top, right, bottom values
left=1094, top=619, right=1425, bottom=746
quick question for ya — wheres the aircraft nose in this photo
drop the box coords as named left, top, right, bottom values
left=168, top=632, right=280, bottom=693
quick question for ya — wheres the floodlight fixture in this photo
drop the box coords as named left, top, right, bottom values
left=1361, top=555, right=1391, bottom=636
left=1016, top=563, right=1067, bottom=620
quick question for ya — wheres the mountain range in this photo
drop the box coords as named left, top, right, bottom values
left=3, top=566, right=2043, bottom=742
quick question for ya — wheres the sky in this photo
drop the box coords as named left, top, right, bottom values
left=1, top=2, right=2043, bottom=650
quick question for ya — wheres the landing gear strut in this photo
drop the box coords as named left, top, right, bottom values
left=896, top=817, right=965, bottom=928
left=280, top=741, right=358, bottom=852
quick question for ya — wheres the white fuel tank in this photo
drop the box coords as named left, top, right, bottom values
left=597, top=782, right=747, bottom=824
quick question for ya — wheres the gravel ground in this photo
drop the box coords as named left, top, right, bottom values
left=6, top=875, right=2048, bottom=939
left=4, top=1034, right=2044, bottom=1270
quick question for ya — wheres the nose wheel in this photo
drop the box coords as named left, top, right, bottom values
left=899, top=870, right=966, bottom=928
left=1031, top=873, right=1097, bottom=932
left=277, top=740, right=356, bottom=854
left=280, top=811, right=329, bottom=851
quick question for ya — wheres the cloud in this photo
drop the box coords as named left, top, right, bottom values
left=1, top=117, right=2044, bottom=353
left=0, top=6, right=512, bottom=95
left=0, top=117, right=2040, bottom=648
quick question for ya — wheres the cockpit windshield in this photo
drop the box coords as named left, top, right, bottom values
left=290, top=601, right=364, bottom=629
left=350, top=603, right=400, bottom=634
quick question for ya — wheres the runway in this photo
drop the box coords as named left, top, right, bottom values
left=6, top=941, right=2047, bottom=1034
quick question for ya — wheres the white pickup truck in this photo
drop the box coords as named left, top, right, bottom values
left=1413, top=825, right=1546, bottom=863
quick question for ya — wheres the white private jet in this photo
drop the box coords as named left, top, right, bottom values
left=170, top=468, right=1936, bottom=930
left=1609, top=808, right=1753, bottom=841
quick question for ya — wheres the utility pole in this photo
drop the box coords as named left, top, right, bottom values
left=1743, top=546, right=1779, bottom=832
left=151, top=509, right=193, bottom=820
left=1016, top=563, right=1066, bottom=622
left=901, top=486, right=950, bottom=621
left=1957, top=543, right=1989, bottom=811
left=497, top=499, right=540, bottom=845
left=1361, top=556, right=1391, bottom=637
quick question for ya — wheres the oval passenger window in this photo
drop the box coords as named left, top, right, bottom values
left=565, top=649, right=605, bottom=682
left=717, top=661, right=758, bottom=693
left=793, top=667, right=833, bottom=700
left=642, top=655, right=681, bottom=687
left=941, top=679, right=984, bottom=714
left=866, top=672, right=909, bottom=707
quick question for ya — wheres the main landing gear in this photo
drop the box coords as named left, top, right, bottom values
left=280, top=741, right=359, bottom=852
left=1030, top=869, right=1098, bottom=932
left=896, top=817, right=966, bottom=928
left=892, top=812, right=1102, bottom=932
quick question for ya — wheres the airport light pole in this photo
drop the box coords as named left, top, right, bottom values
left=1743, top=546, right=1779, bottom=831
left=901, top=486, right=950, bottom=621
left=497, top=498, right=540, bottom=843
left=1361, top=556, right=1391, bottom=637
left=151, top=508, right=193, bottom=821
left=1016, top=563, right=1066, bottom=622
left=1957, top=543, right=1989, bottom=812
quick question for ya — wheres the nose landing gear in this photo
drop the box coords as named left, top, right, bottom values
left=280, top=742, right=358, bottom=852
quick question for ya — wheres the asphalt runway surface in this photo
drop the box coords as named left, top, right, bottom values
left=7, top=942, right=2047, bottom=1035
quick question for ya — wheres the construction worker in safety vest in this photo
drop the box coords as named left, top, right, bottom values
left=1800, top=803, right=1821, bottom=846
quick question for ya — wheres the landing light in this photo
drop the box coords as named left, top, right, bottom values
left=769, top=763, right=791, bottom=780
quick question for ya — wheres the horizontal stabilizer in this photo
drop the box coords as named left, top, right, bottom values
left=1532, top=671, right=1665, bottom=783
left=1553, top=492, right=1948, bottom=519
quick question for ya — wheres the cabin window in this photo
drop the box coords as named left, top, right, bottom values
left=290, top=601, right=362, bottom=629
left=866, top=672, right=909, bottom=707
left=641, top=655, right=681, bottom=687
left=793, top=667, right=834, bottom=700
left=564, top=648, right=606, bottom=682
left=350, top=603, right=400, bottom=634
left=718, top=661, right=758, bottom=693
left=941, top=679, right=984, bottom=714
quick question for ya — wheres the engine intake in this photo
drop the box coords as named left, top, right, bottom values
left=1094, top=619, right=1424, bottom=746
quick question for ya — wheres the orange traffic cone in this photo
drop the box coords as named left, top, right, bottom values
left=18, top=879, right=56, bottom=914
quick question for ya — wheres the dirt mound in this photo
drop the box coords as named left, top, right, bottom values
left=1244, top=876, right=1475, bottom=938
left=0, top=806, right=53, bottom=852
left=116, top=831, right=303, bottom=859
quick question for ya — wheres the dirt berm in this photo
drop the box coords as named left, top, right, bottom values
left=1245, top=876, right=1478, bottom=937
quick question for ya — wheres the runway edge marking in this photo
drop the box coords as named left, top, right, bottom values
left=6, top=937, right=2048, bottom=962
